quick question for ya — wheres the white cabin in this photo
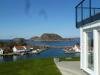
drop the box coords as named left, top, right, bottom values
left=0, top=48, right=3, bottom=54
left=13, top=46, right=26, bottom=53
left=73, top=44, right=80, bottom=52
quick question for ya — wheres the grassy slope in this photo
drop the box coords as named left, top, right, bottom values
left=0, top=58, right=61, bottom=75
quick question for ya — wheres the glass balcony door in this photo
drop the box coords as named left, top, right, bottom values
left=86, top=31, right=94, bottom=70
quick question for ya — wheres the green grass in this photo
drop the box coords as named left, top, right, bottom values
left=59, top=57, right=80, bottom=61
left=0, top=58, right=61, bottom=75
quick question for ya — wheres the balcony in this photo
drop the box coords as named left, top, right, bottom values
left=75, top=0, right=100, bottom=28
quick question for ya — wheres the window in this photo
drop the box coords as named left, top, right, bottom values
left=87, top=31, right=94, bottom=70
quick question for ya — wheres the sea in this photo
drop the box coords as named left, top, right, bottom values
left=0, top=38, right=80, bottom=62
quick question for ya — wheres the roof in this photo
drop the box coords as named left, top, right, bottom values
left=25, top=46, right=34, bottom=49
left=14, top=46, right=26, bottom=50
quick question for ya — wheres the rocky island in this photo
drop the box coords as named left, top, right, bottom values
left=31, top=33, right=79, bottom=41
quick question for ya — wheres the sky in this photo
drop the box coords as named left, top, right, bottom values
left=0, top=0, right=82, bottom=39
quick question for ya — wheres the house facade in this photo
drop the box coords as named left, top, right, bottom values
left=0, top=48, right=3, bottom=54
left=75, top=0, right=100, bottom=75
left=73, top=44, right=80, bottom=52
left=13, top=46, right=27, bottom=53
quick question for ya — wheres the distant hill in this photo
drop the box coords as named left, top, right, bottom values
left=30, top=33, right=80, bottom=41
left=12, top=38, right=27, bottom=46
left=30, top=36, right=41, bottom=41
left=40, top=33, right=63, bottom=41
left=13, top=38, right=26, bottom=42
left=31, top=33, right=63, bottom=41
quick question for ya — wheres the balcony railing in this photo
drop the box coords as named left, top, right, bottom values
left=75, top=0, right=100, bottom=28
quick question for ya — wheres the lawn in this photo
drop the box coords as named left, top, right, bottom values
left=59, top=57, right=80, bottom=61
left=0, top=58, right=61, bottom=75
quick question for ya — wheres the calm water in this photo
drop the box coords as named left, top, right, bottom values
left=0, top=39, right=80, bottom=62
left=0, top=48, right=80, bottom=62
left=27, top=38, right=80, bottom=46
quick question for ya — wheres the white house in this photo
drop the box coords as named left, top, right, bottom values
left=13, top=46, right=27, bottom=53
left=0, top=48, right=3, bottom=54
left=73, top=44, right=80, bottom=52
left=75, top=0, right=100, bottom=75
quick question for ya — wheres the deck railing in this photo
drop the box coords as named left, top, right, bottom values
left=75, top=0, right=100, bottom=28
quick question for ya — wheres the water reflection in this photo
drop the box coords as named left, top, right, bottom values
left=3, top=55, right=13, bottom=62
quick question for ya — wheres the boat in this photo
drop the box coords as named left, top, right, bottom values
left=32, top=50, right=38, bottom=54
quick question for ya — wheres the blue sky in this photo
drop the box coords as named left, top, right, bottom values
left=0, top=0, right=81, bottom=39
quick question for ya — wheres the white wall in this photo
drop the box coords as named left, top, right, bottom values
left=13, top=47, right=17, bottom=52
left=97, top=30, right=100, bottom=75
left=80, top=28, right=88, bottom=71
left=80, top=20, right=100, bottom=75
left=13, top=46, right=26, bottom=53
left=0, top=49, right=3, bottom=54
left=80, top=28, right=84, bottom=69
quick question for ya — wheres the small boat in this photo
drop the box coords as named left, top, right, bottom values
left=64, top=48, right=75, bottom=53
left=32, top=50, right=38, bottom=54
left=64, top=50, right=75, bottom=53
left=20, top=53, right=25, bottom=55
